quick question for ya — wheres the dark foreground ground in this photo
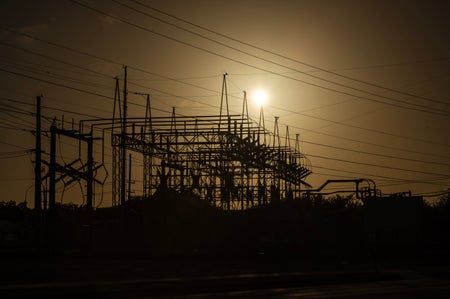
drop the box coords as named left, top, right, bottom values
left=2, top=195, right=449, bottom=297
left=1, top=255, right=450, bottom=298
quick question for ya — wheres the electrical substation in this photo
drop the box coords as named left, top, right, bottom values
left=109, top=74, right=314, bottom=210
left=19, top=68, right=425, bottom=258
left=33, top=69, right=385, bottom=211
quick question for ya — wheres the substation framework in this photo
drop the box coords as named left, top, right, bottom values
left=111, top=113, right=312, bottom=210
left=34, top=71, right=381, bottom=211
left=106, top=72, right=313, bottom=210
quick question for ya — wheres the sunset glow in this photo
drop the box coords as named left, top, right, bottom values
left=252, top=89, right=267, bottom=106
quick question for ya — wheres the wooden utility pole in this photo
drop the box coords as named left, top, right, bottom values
left=49, top=124, right=56, bottom=210
left=121, top=66, right=127, bottom=205
left=34, top=96, right=42, bottom=210
left=128, top=153, right=132, bottom=201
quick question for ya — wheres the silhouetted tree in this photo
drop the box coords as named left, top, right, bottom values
left=436, top=192, right=450, bottom=211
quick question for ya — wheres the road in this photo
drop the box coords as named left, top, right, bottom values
left=1, top=265, right=449, bottom=298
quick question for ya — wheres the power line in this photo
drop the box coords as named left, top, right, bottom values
left=0, top=141, right=30, bottom=150
left=0, top=30, right=226, bottom=115
left=7, top=105, right=448, bottom=186
left=69, top=0, right=450, bottom=118
left=0, top=109, right=35, bottom=128
left=0, top=95, right=112, bottom=118
left=1, top=26, right=226, bottom=103
left=286, top=122, right=450, bottom=160
left=129, top=0, right=450, bottom=108
left=298, top=137, right=450, bottom=167
left=0, top=149, right=28, bottom=155
left=2, top=92, right=449, bottom=183
left=377, top=179, right=449, bottom=189
left=0, top=53, right=111, bottom=79
left=309, top=153, right=450, bottom=178
left=45, top=95, right=112, bottom=115
left=312, top=164, right=449, bottom=186
left=0, top=101, right=34, bottom=114
left=121, top=0, right=450, bottom=114
left=0, top=177, right=33, bottom=181
left=0, top=123, right=31, bottom=133
left=259, top=112, right=450, bottom=161
left=0, top=41, right=111, bottom=78
left=127, top=81, right=221, bottom=111
left=0, top=44, right=184, bottom=116
left=312, top=165, right=404, bottom=182
left=0, top=153, right=29, bottom=159
left=0, top=67, right=114, bottom=100
left=0, top=59, right=113, bottom=91
left=131, top=74, right=221, bottom=82
left=1, top=30, right=448, bottom=190
left=268, top=103, right=450, bottom=147
left=0, top=26, right=121, bottom=66
left=4, top=21, right=448, bottom=153
left=0, top=25, right=247, bottom=113
left=2, top=66, right=450, bottom=181
left=229, top=58, right=450, bottom=76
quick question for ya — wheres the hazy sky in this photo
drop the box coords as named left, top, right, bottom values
left=1, top=0, right=449, bottom=206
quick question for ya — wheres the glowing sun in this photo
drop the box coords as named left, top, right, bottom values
left=253, top=89, right=267, bottom=106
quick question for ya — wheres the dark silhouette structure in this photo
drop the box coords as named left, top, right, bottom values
left=78, top=72, right=312, bottom=210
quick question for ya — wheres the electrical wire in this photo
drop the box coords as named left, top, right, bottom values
left=0, top=41, right=111, bottom=78
left=0, top=141, right=29, bottom=150
left=0, top=153, right=29, bottom=159
left=1, top=14, right=448, bottom=196
left=115, top=0, right=450, bottom=115
left=309, top=153, right=449, bottom=178
left=0, top=125, right=30, bottom=132
left=0, top=59, right=113, bottom=91
left=299, top=138, right=450, bottom=167
left=266, top=104, right=449, bottom=147
left=68, top=0, right=450, bottom=118
left=2, top=92, right=449, bottom=182
left=128, top=0, right=450, bottom=108
left=0, top=67, right=113, bottom=100
left=4, top=22, right=447, bottom=154
left=0, top=96, right=111, bottom=119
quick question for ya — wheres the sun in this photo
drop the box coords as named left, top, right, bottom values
left=252, top=89, right=267, bottom=106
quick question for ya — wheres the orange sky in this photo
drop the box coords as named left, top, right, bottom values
left=0, top=0, right=449, bottom=206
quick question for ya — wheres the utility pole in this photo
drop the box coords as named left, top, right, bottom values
left=43, top=182, right=48, bottom=210
left=87, top=136, right=93, bottom=210
left=34, top=96, right=42, bottom=210
left=49, top=124, right=56, bottom=210
left=128, top=153, right=132, bottom=201
left=121, top=66, right=127, bottom=205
